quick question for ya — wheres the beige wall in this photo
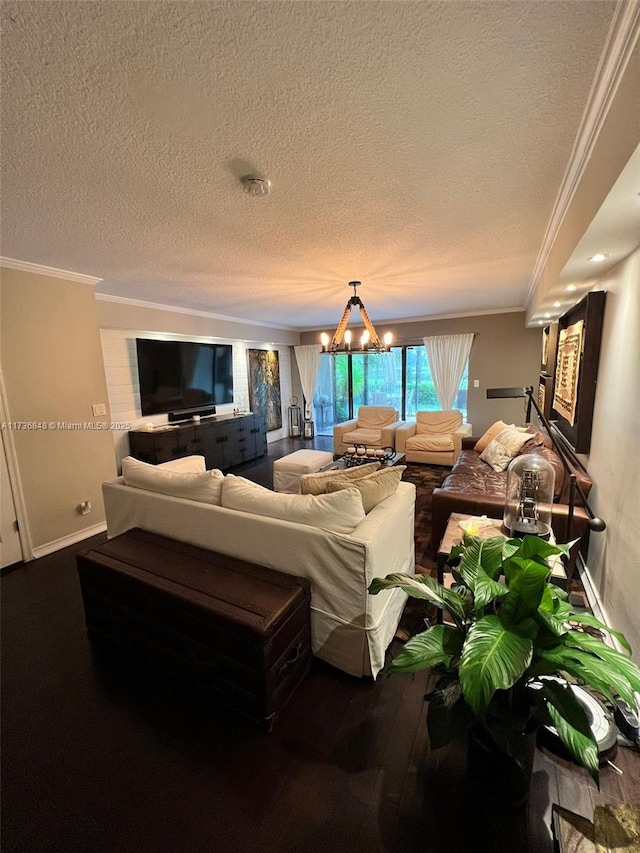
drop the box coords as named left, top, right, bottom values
left=583, top=249, right=640, bottom=654
left=301, top=311, right=541, bottom=434
left=1, top=268, right=117, bottom=555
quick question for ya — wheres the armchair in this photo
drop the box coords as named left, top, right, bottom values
left=333, top=406, right=403, bottom=456
left=395, top=410, right=472, bottom=466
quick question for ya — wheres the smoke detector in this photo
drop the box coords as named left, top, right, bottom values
left=242, top=175, right=271, bottom=196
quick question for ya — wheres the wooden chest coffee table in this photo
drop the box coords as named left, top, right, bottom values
left=77, top=528, right=311, bottom=731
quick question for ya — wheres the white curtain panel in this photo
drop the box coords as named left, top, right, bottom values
left=294, top=345, right=322, bottom=420
left=423, top=333, right=474, bottom=410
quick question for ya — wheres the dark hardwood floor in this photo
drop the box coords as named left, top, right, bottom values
left=2, top=437, right=638, bottom=852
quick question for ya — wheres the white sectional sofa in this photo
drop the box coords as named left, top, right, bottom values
left=102, top=456, right=416, bottom=679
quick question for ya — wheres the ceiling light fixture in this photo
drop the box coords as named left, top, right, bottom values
left=588, top=253, right=608, bottom=262
left=566, top=284, right=577, bottom=292
left=553, top=301, right=561, bottom=308
left=320, top=281, right=392, bottom=353
left=241, top=175, right=271, bottom=196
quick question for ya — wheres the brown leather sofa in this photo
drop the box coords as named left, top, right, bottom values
left=430, top=425, right=593, bottom=556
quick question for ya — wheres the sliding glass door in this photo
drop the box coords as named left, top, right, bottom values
left=313, top=347, right=468, bottom=435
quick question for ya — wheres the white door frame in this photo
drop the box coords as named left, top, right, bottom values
left=0, top=365, right=33, bottom=562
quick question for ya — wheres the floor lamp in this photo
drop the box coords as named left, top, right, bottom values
left=486, top=387, right=606, bottom=541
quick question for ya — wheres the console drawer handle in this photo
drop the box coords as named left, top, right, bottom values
left=278, top=641, right=305, bottom=677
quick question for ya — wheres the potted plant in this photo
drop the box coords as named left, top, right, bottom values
left=369, top=535, right=640, bottom=806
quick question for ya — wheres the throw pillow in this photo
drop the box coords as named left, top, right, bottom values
left=474, top=421, right=512, bottom=453
left=121, top=456, right=224, bottom=504
left=325, top=466, right=406, bottom=513
left=299, top=461, right=381, bottom=495
left=221, top=475, right=365, bottom=534
left=479, top=427, right=531, bottom=472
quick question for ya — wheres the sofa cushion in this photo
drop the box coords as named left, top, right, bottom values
left=527, top=446, right=565, bottom=500
left=474, top=421, right=513, bottom=453
left=157, top=455, right=206, bottom=473
left=325, top=466, right=406, bottom=513
left=121, top=456, right=224, bottom=504
left=480, top=426, right=532, bottom=472
left=416, top=410, right=462, bottom=435
left=221, top=475, right=365, bottom=534
left=357, top=407, right=397, bottom=429
left=519, top=424, right=553, bottom=452
left=342, top=428, right=385, bottom=446
left=300, top=461, right=381, bottom=495
left=406, top=433, right=455, bottom=452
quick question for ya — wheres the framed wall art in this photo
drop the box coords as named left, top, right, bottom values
left=551, top=290, right=605, bottom=453
left=247, top=349, right=283, bottom=432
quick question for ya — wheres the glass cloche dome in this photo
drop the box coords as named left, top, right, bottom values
left=503, top=453, right=556, bottom=539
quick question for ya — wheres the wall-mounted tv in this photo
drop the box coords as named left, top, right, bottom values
left=136, top=338, right=234, bottom=417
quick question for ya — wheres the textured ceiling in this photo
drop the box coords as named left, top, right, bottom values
left=0, top=1, right=620, bottom=330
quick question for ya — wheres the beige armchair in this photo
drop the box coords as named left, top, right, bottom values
left=333, top=406, right=403, bottom=456
left=395, top=410, right=472, bottom=466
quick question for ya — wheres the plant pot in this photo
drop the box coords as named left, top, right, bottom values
left=466, top=722, right=538, bottom=808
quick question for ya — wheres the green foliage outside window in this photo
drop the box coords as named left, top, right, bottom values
left=314, top=346, right=468, bottom=433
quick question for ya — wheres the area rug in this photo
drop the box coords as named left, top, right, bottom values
left=395, top=463, right=451, bottom=638
left=402, top=463, right=450, bottom=569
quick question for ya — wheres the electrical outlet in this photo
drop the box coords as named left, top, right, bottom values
left=79, top=501, right=91, bottom=516
left=92, top=403, right=107, bottom=416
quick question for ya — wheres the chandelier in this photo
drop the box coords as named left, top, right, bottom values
left=320, top=281, right=393, bottom=353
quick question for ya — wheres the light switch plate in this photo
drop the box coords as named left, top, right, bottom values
left=473, top=380, right=480, bottom=388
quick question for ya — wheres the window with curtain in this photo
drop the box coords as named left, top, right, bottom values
left=314, top=347, right=469, bottom=434
left=351, top=350, right=402, bottom=411
left=405, top=346, right=468, bottom=420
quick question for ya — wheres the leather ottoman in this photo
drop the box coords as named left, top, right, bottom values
left=77, top=528, right=311, bottom=730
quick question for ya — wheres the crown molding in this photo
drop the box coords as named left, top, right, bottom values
left=95, top=292, right=299, bottom=331
left=0, top=257, right=102, bottom=285
left=525, top=0, right=640, bottom=307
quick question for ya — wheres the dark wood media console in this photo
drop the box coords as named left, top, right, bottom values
left=128, top=412, right=267, bottom=470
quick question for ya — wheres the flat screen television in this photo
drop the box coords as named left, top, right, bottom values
left=136, top=338, right=234, bottom=417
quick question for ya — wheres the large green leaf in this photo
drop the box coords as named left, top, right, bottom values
left=564, top=632, right=640, bottom=694
left=535, top=608, right=569, bottom=637
left=517, top=536, right=574, bottom=561
left=539, top=644, right=637, bottom=707
left=459, top=536, right=505, bottom=581
left=566, top=614, right=631, bottom=653
left=500, top=557, right=550, bottom=628
left=459, top=616, right=533, bottom=717
left=457, top=537, right=508, bottom=608
left=535, top=680, right=599, bottom=783
left=368, top=573, right=467, bottom=622
left=390, top=625, right=463, bottom=674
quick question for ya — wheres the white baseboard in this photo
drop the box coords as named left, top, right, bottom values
left=31, top=522, right=107, bottom=560
left=576, top=554, right=626, bottom=653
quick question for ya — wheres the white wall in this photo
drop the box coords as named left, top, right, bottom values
left=97, top=299, right=295, bottom=468
left=583, top=248, right=640, bottom=654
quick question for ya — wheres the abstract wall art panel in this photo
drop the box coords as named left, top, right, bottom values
left=247, top=349, right=282, bottom=432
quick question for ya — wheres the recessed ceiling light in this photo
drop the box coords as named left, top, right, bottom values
left=566, top=284, right=577, bottom=292
left=544, top=313, right=551, bottom=318
left=553, top=301, right=561, bottom=308
left=588, top=253, right=608, bottom=262
left=538, top=320, right=543, bottom=325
